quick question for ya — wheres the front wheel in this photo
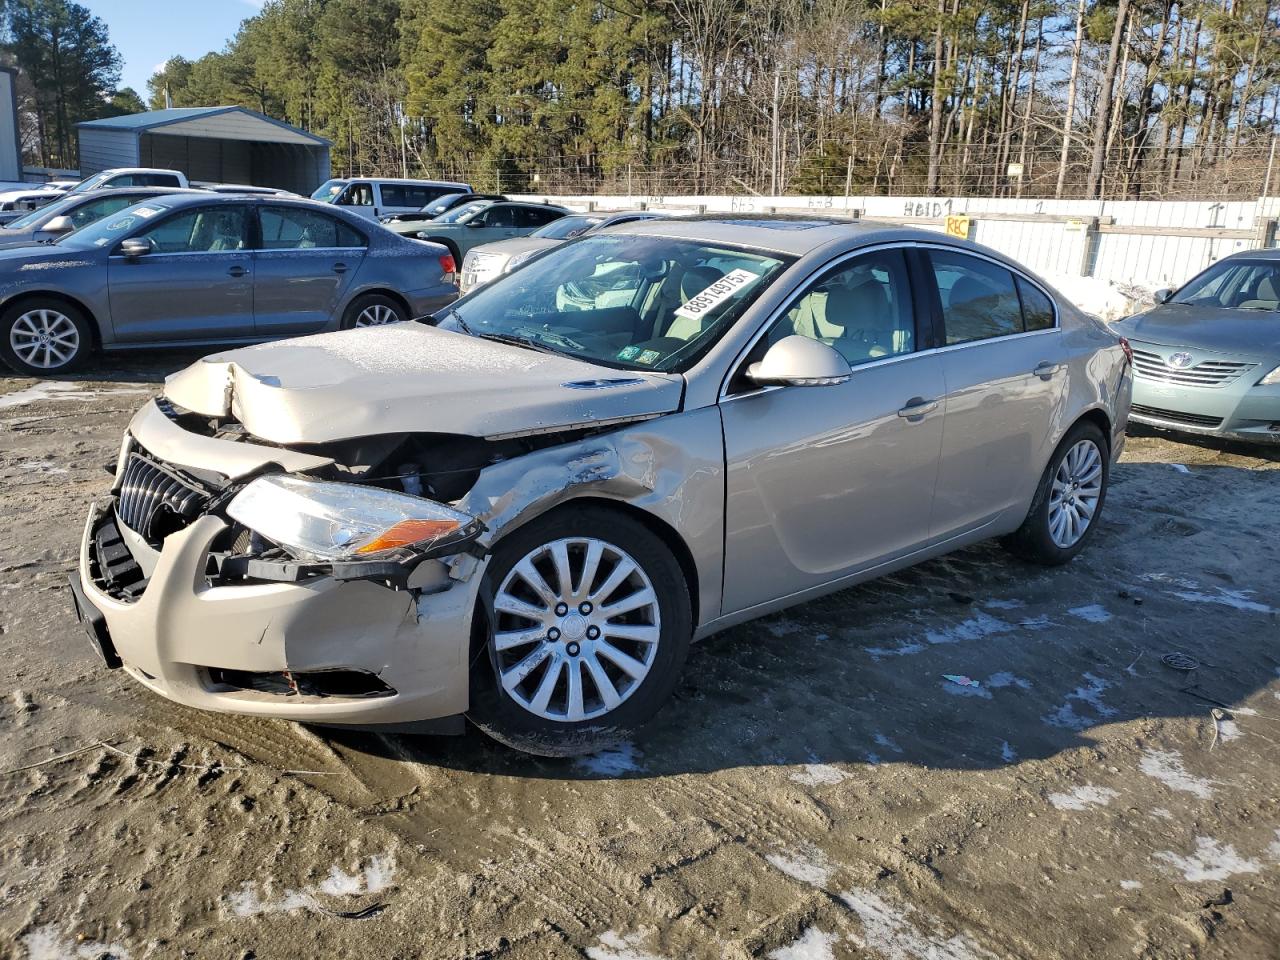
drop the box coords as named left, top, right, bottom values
left=1002, top=420, right=1109, bottom=565
left=468, top=506, right=692, bottom=756
left=0, top=299, right=92, bottom=375
left=341, top=293, right=408, bottom=329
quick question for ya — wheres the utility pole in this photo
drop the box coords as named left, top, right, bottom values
left=771, top=65, right=781, bottom=196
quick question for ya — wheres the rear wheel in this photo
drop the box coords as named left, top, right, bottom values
left=1002, top=420, right=1109, bottom=565
left=468, top=506, right=692, bottom=756
left=0, top=299, right=92, bottom=375
left=341, top=293, right=408, bottom=329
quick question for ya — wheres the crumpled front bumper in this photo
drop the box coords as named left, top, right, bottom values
left=75, top=499, right=480, bottom=726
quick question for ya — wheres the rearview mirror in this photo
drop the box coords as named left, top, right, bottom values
left=747, top=336, right=850, bottom=387
left=42, top=215, right=74, bottom=235
left=119, top=237, right=153, bottom=258
left=1153, top=288, right=1172, bottom=304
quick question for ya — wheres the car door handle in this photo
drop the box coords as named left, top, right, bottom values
left=332, top=262, right=348, bottom=274
left=1033, top=361, right=1062, bottom=380
left=227, top=265, right=247, bottom=278
left=897, top=397, right=939, bottom=420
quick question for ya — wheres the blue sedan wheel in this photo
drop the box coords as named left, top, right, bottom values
left=1, top=299, right=91, bottom=375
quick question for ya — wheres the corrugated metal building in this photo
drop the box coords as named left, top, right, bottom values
left=76, top=106, right=330, bottom=194
left=0, top=67, right=22, bottom=182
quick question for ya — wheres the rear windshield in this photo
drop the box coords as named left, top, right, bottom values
left=532, top=215, right=602, bottom=240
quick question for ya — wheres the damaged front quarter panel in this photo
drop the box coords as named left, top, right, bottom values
left=455, top=406, right=726, bottom=629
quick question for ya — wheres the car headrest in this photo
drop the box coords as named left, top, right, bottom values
left=948, top=276, right=991, bottom=311
left=1257, top=275, right=1279, bottom=302
left=680, top=266, right=725, bottom=302
left=825, top=280, right=890, bottom=328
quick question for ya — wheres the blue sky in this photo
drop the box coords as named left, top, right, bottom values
left=80, top=0, right=264, bottom=100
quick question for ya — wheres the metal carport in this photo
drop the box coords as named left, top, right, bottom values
left=76, top=107, right=331, bottom=195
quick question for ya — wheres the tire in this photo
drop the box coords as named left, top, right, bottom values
left=341, top=293, right=408, bottom=329
left=1002, top=420, right=1110, bottom=566
left=0, top=298, right=92, bottom=376
left=467, top=505, right=692, bottom=757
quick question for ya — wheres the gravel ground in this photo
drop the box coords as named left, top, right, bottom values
left=1, top=357, right=1278, bottom=960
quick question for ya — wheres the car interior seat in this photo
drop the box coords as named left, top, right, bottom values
left=1237, top=273, right=1280, bottom=310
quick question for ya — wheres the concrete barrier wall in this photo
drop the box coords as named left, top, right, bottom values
left=514, top=193, right=1280, bottom=288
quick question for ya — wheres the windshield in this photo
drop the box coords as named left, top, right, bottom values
left=4, top=193, right=79, bottom=230
left=439, top=234, right=791, bottom=373
left=1173, top=260, right=1280, bottom=311
left=58, top=199, right=177, bottom=249
left=532, top=215, right=601, bottom=240
left=432, top=200, right=493, bottom=223
left=423, top=192, right=467, bottom=215
left=65, top=172, right=111, bottom=195
left=310, top=179, right=347, bottom=203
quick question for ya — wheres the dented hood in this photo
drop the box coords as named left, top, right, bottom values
left=163, top=323, right=684, bottom=444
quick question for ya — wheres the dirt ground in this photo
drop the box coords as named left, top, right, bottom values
left=1, top=353, right=1278, bottom=960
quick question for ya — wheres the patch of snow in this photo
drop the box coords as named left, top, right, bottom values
left=1042, top=673, right=1116, bottom=730
left=575, top=741, right=643, bottom=777
left=982, top=598, right=1024, bottom=610
left=1000, top=741, right=1017, bottom=763
left=1068, top=604, right=1112, bottom=623
left=1045, top=272, right=1158, bottom=321
left=1048, top=784, right=1120, bottom=811
left=1170, top=586, right=1274, bottom=614
left=586, top=929, right=664, bottom=960
left=769, top=927, right=838, bottom=960
left=874, top=732, right=904, bottom=754
left=841, top=888, right=995, bottom=960
left=1155, top=837, right=1263, bottom=883
left=766, top=846, right=832, bottom=887
left=1139, top=749, right=1214, bottom=799
left=1170, top=463, right=1191, bottom=475
left=1017, top=615, right=1057, bottom=630
left=866, top=612, right=1014, bottom=659
left=791, top=763, right=848, bottom=787
left=21, top=926, right=131, bottom=960
left=1120, top=880, right=1142, bottom=890
left=224, top=853, right=395, bottom=919
left=1269, top=829, right=1280, bottom=861
left=1215, top=717, right=1244, bottom=742
left=1150, top=807, right=1173, bottom=820
left=16, top=460, right=68, bottom=474
left=762, top=618, right=804, bottom=638
left=987, top=672, right=1031, bottom=690
left=0, top=381, right=148, bottom=410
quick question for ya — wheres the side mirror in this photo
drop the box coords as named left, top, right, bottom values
left=465, top=219, right=484, bottom=227
left=119, top=237, right=154, bottom=258
left=747, top=335, right=850, bottom=387
left=42, top=215, right=74, bottom=235
left=1153, top=288, right=1172, bottom=304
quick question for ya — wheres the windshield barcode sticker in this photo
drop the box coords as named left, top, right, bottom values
left=674, top=268, right=760, bottom=320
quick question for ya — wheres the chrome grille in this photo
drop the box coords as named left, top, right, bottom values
left=1130, top=404, right=1224, bottom=429
left=115, top=452, right=208, bottom=545
left=1130, top=348, right=1255, bottom=388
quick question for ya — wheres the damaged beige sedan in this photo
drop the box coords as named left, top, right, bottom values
left=71, top=217, right=1133, bottom=754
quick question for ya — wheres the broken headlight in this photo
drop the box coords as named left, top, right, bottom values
left=227, top=475, right=481, bottom=563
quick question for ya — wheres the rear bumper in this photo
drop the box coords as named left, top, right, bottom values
left=75, top=499, right=479, bottom=726
left=406, top=285, right=458, bottom=318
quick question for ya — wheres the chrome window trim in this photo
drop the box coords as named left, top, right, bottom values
left=255, top=245, right=366, bottom=254
left=107, top=249, right=252, bottom=259
left=718, top=240, right=1061, bottom=401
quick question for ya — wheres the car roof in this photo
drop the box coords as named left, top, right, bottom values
left=490, top=200, right=573, bottom=212
left=603, top=214, right=914, bottom=254
left=337, top=177, right=470, bottom=186
left=1219, top=247, right=1280, bottom=262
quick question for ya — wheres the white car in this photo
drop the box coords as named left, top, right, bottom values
left=310, top=177, right=473, bottom=220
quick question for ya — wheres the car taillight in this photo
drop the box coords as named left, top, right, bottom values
left=438, top=254, right=456, bottom=278
left=1119, top=337, right=1133, bottom=365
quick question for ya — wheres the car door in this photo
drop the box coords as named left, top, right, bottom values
left=719, top=248, right=947, bottom=614
left=922, top=248, right=1066, bottom=537
left=460, top=204, right=521, bottom=255
left=106, top=203, right=254, bottom=343
left=252, top=205, right=367, bottom=336
left=334, top=182, right=376, bottom=220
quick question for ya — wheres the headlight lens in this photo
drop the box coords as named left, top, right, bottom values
left=1259, top=364, right=1280, bottom=386
left=504, top=250, right=538, bottom=272
left=227, top=475, right=480, bottom=563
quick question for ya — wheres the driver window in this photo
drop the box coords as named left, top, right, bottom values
left=138, top=206, right=249, bottom=253
left=767, top=249, right=915, bottom=366
left=338, top=183, right=373, bottom=206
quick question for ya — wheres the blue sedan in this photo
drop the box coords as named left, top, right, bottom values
left=0, top=193, right=458, bottom=375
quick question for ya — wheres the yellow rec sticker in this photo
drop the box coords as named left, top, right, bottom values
left=674, top=269, right=760, bottom=320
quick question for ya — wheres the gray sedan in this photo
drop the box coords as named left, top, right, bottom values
left=0, top=193, right=458, bottom=375
left=1112, top=250, right=1280, bottom=443
left=72, top=216, right=1131, bottom=755
left=0, top=186, right=201, bottom=249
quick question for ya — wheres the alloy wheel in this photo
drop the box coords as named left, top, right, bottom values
left=493, top=537, right=661, bottom=723
left=354, top=303, right=400, bottom=326
left=1048, top=439, right=1103, bottom=549
left=10, top=308, right=80, bottom=369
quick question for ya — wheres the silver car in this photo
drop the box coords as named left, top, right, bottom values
left=1112, top=251, right=1280, bottom=443
left=0, top=186, right=201, bottom=249
left=459, top=211, right=667, bottom=294
left=71, top=217, right=1131, bottom=755
left=0, top=193, right=458, bottom=375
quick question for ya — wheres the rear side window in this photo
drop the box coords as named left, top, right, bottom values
left=481, top=205, right=517, bottom=227
left=1017, top=277, right=1056, bottom=331
left=380, top=184, right=452, bottom=208
left=260, top=207, right=366, bottom=249
left=140, top=173, right=181, bottom=187
left=514, top=206, right=563, bottom=227
left=928, top=251, right=1023, bottom=344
